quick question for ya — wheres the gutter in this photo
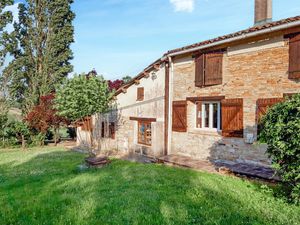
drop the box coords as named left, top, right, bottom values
left=166, top=20, right=300, bottom=58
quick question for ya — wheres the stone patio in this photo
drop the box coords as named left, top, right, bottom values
left=158, top=154, right=280, bottom=181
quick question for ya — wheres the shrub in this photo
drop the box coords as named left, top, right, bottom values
left=259, top=94, right=300, bottom=204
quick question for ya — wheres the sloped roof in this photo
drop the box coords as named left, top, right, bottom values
left=115, top=15, right=300, bottom=96
left=166, top=15, right=300, bottom=55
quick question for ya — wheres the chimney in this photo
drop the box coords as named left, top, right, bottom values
left=254, top=0, right=272, bottom=26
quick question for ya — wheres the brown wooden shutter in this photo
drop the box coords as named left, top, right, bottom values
left=172, top=101, right=187, bottom=132
left=221, top=99, right=243, bottom=138
left=137, top=87, right=144, bottom=101
left=256, top=98, right=284, bottom=134
left=288, top=33, right=300, bottom=79
left=205, top=52, right=223, bottom=86
left=109, top=122, right=115, bottom=139
left=82, top=116, right=92, bottom=132
left=196, top=102, right=202, bottom=128
left=195, top=54, right=204, bottom=87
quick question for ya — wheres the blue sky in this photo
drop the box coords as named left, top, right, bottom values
left=6, top=0, right=300, bottom=80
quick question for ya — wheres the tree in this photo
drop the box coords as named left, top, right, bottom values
left=12, top=121, right=30, bottom=150
left=0, top=0, right=13, bottom=68
left=55, top=74, right=111, bottom=149
left=0, top=0, right=13, bottom=97
left=259, top=94, right=300, bottom=204
left=25, top=93, right=68, bottom=145
left=4, top=0, right=75, bottom=114
left=122, top=76, right=132, bottom=84
left=108, top=79, right=124, bottom=91
left=0, top=98, right=9, bottom=142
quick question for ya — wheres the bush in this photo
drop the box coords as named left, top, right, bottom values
left=0, top=138, right=19, bottom=149
left=28, top=133, right=46, bottom=147
left=259, top=94, right=300, bottom=204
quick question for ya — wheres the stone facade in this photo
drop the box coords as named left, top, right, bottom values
left=77, top=30, right=300, bottom=166
left=170, top=34, right=300, bottom=166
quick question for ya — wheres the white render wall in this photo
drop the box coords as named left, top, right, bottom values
left=77, top=64, right=166, bottom=157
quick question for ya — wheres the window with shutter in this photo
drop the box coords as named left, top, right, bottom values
left=138, top=121, right=152, bottom=146
left=137, top=87, right=144, bottom=101
left=195, top=54, right=204, bottom=87
left=82, top=117, right=92, bottom=132
left=101, top=121, right=105, bottom=138
left=288, top=33, right=300, bottom=79
left=109, top=122, right=115, bottom=139
left=196, top=102, right=202, bottom=128
left=221, top=99, right=243, bottom=138
left=172, top=101, right=187, bottom=132
left=195, top=51, right=223, bottom=87
left=205, top=52, right=223, bottom=86
left=256, top=98, right=284, bottom=134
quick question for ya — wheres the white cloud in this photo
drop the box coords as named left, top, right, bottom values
left=170, top=0, right=195, bottom=13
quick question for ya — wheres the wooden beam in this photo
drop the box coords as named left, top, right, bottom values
left=143, top=71, right=150, bottom=78
left=186, top=96, right=225, bottom=102
left=121, top=88, right=127, bottom=94
left=154, top=64, right=160, bottom=71
left=134, top=79, right=140, bottom=85
left=129, top=117, right=156, bottom=122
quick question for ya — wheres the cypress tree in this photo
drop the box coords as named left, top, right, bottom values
left=4, top=0, right=75, bottom=114
left=0, top=0, right=13, bottom=95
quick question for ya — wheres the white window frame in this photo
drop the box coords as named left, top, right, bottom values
left=196, top=101, right=221, bottom=131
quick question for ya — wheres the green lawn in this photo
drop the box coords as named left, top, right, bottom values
left=0, top=148, right=299, bottom=225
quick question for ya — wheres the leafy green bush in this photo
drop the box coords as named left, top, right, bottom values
left=259, top=94, right=300, bottom=204
left=28, top=133, right=46, bottom=147
left=0, top=138, right=19, bottom=149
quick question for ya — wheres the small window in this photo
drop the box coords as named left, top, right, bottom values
left=196, top=102, right=221, bottom=131
left=137, top=87, right=144, bottom=101
left=109, top=122, right=115, bottom=139
left=138, top=121, right=151, bottom=146
left=101, top=122, right=105, bottom=138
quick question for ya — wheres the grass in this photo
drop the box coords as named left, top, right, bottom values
left=0, top=147, right=299, bottom=225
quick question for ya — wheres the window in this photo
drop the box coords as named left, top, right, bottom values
left=81, top=117, right=92, bottom=132
left=196, top=102, right=221, bottom=131
left=287, top=33, right=300, bottom=79
left=137, top=87, right=144, bottom=101
left=138, top=121, right=151, bottom=146
left=256, top=98, right=283, bottom=135
left=101, top=122, right=105, bottom=138
left=195, top=51, right=223, bottom=87
left=109, top=122, right=115, bottom=139
left=172, top=101, right=187, bottom=132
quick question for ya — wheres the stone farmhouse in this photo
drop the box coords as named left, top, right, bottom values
left=78, top=0, right=300, bottom=167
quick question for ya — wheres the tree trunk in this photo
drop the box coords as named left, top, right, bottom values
left=54, top=128, right=57, bottom=146
left=86, top=117, right=93, bottom=149
left=21, top=135, right=25, bottom=150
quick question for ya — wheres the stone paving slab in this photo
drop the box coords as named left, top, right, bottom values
left=158, top=154, right=280, bottom=181
left=214, top=161, right=281, bottom=181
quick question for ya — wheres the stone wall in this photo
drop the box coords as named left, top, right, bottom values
left=77, top=64, right=166, bottom=157
left=170, top=35, right=300, bottom=166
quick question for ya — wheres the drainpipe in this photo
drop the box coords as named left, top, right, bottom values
left=167, top=56, right=173, bottom=154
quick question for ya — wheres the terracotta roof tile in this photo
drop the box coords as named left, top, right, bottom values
left=115, top=16, right=300, bottom=96
left=166, top=15, right=300, bottom=55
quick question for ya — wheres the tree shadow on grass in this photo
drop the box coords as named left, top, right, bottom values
left=0, top=151, right=299, bottom=225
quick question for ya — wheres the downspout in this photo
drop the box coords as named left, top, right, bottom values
left=167, top=56, right=173, bottom=154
